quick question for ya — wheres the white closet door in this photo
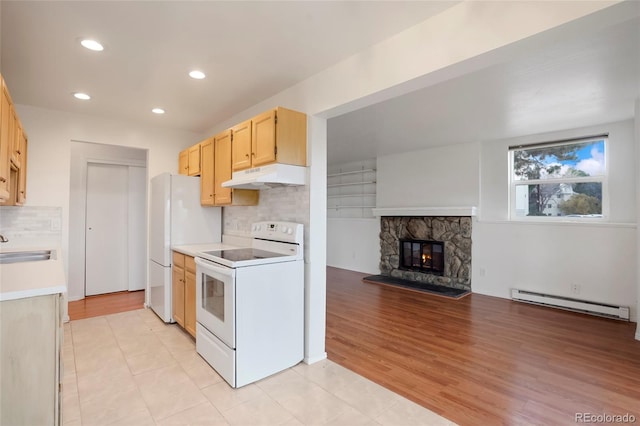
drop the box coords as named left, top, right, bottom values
left=85, top=163, right=128, bottom=296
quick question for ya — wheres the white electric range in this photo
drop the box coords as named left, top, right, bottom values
left=194, top=221, right=304, bottom=388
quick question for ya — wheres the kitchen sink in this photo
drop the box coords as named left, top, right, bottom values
left=0, top=250, right=54, bottom=264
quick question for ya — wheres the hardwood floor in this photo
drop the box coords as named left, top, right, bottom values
left=325, top=267, right=640, bottom=425
left=68, top=290, right=145, bottom=320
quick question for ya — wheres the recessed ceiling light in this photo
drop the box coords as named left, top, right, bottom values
left=80, top=39, right=104, bottom=51
left=73, top=92, right=91, bottom=100
left=189, top=70, right=206, bottom=80
left=152, top=108, right=165, bottom=114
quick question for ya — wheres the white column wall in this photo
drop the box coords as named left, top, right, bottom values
left=305, top=115, right=327, bottom=363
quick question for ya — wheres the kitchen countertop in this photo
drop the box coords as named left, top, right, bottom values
left=0, top=246, right=66, bottom=302
left=172, top=242, right=237, bottom=258
left=172, top=234, right=252, bottom=257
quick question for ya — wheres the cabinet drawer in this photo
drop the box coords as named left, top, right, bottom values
left=185, top=255, right=196, bottom=273
left=172, top=251, right=185, bottom=268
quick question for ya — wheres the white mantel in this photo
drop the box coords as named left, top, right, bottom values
left=372, top=207, right=478, bottom=217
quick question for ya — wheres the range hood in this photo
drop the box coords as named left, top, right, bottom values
left=221, top=163, right=307, bottom=189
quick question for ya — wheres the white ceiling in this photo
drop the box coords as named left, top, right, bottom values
left=1, top=2, right=638, bottom=167
left=0, top=1, right=457, bottom=133
left=327, top=15, right=640, bottom=164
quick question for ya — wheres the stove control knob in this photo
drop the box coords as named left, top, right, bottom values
left=281, top=226, right=288, bottom=233
left=287, top=228, right=293, bottom=235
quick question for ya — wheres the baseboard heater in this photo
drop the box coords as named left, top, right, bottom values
left=511, top=289, right=630, bottom=321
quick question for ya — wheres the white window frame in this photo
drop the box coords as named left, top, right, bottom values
left=508, top=135, right=609, bottom=222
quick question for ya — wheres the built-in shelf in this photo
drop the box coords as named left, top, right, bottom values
left=327, top=169, right=376, bottom=178
left=328, top=193, right=376, bottom=199
left=330, top=206, right=377, bottom=209
left=327, top=161, right=377, bottom=219
left=327, top=181, right=376, bottom=188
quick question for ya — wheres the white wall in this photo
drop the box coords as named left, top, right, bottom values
left=475, top=119, right=637, bottom=320
left=15, top=105, right=200, bottom=292
left=377, top=142, right=480, bottom=208
left=327, top=218, right=379, bottom=274
left=635, top=98, right=640, bottom=339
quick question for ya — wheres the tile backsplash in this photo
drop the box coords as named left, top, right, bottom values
left=223, top=185, right=310, bottom=235
left=0, top=206, right=62, bottom=248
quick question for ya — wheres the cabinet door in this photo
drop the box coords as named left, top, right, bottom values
left=0, top=81, right=11, bottom=200
left=200, top=138, right=214, bottom=206
left=172, top=264, right=185, bottom=327
left=184, top=269, right=196, bottom=337
left=251, top=109, right=277, bottom=167
left=231, top=119, right=252, bottom=171
left=10, top=108, right=21, bottom=168
left=188, top=144, right=201, bottom=176
left=1, top=294, right=60, bottom=425
left=214, top=130, right=232, bottom=205
left=178, top=150, right=189, bottom=175
left=16, top=133, right=26, bottom=205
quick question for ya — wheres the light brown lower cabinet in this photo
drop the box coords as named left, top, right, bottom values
left=184, top=256, right=196, bottom=337
left=172, top=251, right=196, bottom=337
left=1, top=293, right=62, bottom=425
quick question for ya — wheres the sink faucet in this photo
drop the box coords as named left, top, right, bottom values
left=0, top=234, right=8, bottom=243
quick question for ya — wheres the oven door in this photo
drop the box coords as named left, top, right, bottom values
left=195, top=257, right=236, bottom=349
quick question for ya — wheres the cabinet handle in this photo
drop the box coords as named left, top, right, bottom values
left=251, top=152, right=255, bottom=156
left=0, top=177, right=5, bottom=183
left=245, top=154, right=249, bottom=158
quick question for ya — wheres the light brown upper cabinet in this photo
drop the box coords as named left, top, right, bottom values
left=188, top=143, right=201, bottom=176
left=199, top=138, right=214, bottom=206
left=0, top=74, right=28, bottom=206
left=213, top=129, right=258, bottom=207
left=231, top=119, right=252, bottom=171
left=214, top=130, right=232, bottom=205
left=15, top=131, right=27, bottom=205
left=10, top=109, right=22, bottom=169
left=0, top=79, right=11, bottom=201
left=178, top=149, right=189, bottom=175
left=232, top=107, right=307, bottom=172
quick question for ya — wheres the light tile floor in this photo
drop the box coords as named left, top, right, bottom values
left=63, top=308, right=455, bottom=426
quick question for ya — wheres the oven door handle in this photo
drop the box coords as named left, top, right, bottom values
left=195, top=257, right=235, bottom=278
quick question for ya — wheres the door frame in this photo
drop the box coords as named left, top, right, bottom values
left=68, top=141, right=148, bottom=301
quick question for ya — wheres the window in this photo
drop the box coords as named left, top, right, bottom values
left=509, top=135, right=607, bottom=220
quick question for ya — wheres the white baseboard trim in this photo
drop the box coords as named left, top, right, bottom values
left=636, top=324, right=640, bottom=341
left=304, top=352, right=328, bottom=365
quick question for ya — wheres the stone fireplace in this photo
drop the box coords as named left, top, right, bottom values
left=380, top=216, right=472, bottom=291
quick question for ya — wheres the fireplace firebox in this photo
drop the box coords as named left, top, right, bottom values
left=399, top=239, right=444, bottom=275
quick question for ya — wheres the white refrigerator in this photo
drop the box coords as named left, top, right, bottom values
left=148, top=173, right=222, bottom=322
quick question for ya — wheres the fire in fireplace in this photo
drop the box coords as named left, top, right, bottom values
left=399, top=239, right=444, bottom=275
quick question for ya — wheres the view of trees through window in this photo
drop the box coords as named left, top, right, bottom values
left=511, top=138, right=606, bottom=218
